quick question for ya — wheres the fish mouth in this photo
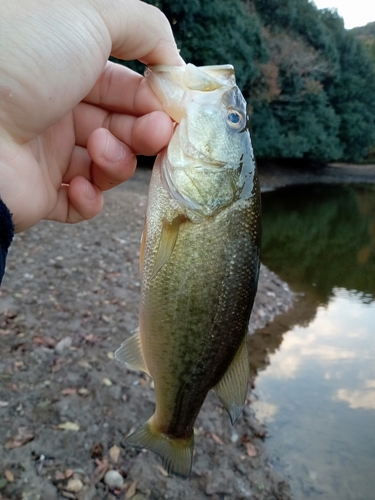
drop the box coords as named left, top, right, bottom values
left=145, top=64, right=237, bottom=124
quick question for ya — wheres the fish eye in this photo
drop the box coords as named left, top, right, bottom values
left=227, top=110, right=243, bottom=128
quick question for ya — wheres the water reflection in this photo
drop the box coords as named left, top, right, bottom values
left=261, top=184, right=375, bottom=303
left=250, top=184, right=375, bottom=500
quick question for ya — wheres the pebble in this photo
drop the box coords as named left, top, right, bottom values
left=55, top=337, right=73, bottom=354
left=104, top=470, right=124, bottom=489
left=65, top=478, right=83, bottom=492
left=109, top=445, right=121, bottom=464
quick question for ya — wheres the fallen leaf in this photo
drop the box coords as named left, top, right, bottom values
left=84, top=333, right=101, bottom=345
left=51, top=358, right=67, bottom=372
left=245, top=441, right=257, bottom=457
left=58, top=422, right=80, bottom=431
left=4, top=310, right=17, bottom=319
left=91, top=458, right=109, bottom=484
left=4, top=470, right=14, bottom=482
left=54, top=470, right=66, bottom=481
left=109, top=445, right=121, bottom=464
left=211, top=433, right=224, bottom=445
left=61, top=388, right=77, bottom=396
left=4, top=427, right=35, bottom=449
left=125, top=481, right=137, bottom=499
left=90, top=442, right=103, bottom=459
left=32, top=336, right=56, bottom=348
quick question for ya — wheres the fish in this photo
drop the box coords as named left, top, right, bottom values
left=115, top=63, right=261, bottom=479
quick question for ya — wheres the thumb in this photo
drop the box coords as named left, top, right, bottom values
left=97, top=0, right=185, bottom=66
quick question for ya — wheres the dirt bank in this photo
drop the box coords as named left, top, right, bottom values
left=0, top=168, right=293, bottom=500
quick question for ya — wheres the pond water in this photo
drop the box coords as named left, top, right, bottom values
left=250, top=184, right=375, bottom=500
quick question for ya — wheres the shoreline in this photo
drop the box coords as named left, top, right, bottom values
left=1, top=162, right=372, bottom=499
left=258, top=161, right=375, bottom=190
left=0, top=168, right=294, bottom=500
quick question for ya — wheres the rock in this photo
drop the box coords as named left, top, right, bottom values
left=104, top=470, right=124, bottom=489
left=109, top=445, right=121, bottom=464
left=108, top=385, right=122, bottom=401
left=55, top=337, right=73, bottom=354
left=65, top=478, right=83, bottom=492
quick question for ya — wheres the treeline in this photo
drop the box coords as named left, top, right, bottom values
left=351, top=22, right=375, bottom=64
left=125, top=0, right=375, bottom=163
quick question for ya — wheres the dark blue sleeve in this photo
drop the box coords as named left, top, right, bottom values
left=0, top=198, right=14, bottom=285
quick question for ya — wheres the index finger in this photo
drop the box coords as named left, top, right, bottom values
left=100, top=0, right=185, bottom=66
left=83, top=61, right=164, bottom=116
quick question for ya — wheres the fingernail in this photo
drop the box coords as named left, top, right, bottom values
left=103, top=135, right=125, bottom=164
left=85, top=182, right=97, bottom=200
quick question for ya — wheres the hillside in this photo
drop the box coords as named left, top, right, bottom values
left=350, top=21, right=375, bottom=64
left=122, top=1, right=375, bottom=163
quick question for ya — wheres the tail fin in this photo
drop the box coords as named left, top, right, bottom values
left=126, top=418, right=194, bottom=479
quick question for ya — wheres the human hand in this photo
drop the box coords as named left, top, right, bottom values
left=0, top=0, right=184, bottom=232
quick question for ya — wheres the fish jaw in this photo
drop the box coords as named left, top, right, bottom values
left=145, top=63, right=236, bottom=123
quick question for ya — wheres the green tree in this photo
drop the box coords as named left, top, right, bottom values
left=112, top=0, right=375, bottom=163
left=321, top=9, right=375, bottom=161
left=145, top=0, right=266, bottom=89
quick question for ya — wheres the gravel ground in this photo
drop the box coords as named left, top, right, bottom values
left=0, top=167, right=296, bottom=500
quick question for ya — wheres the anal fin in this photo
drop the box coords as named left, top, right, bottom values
left=214, top=337, right=249, bottom=424
left=114, top=328, right=149, bottom=375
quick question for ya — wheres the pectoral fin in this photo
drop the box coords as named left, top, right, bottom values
left=214, top=337, right=249, bottom=424
left=151, top=217, right=182, bottom=280
left=114, top=328, right=149, bottom=375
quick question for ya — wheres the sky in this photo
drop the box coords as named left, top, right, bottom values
left=312, top=0, right=375, bottom=29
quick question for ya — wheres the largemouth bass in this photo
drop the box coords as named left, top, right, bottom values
left=115, top=63, right=261, bottom=478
